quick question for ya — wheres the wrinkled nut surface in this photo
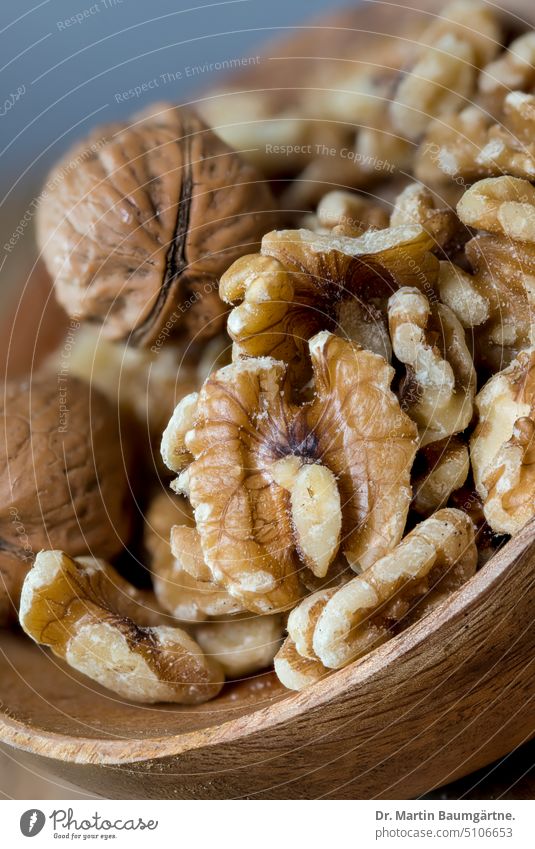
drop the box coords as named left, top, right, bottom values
left=415, top=107, right=492, bottom=185
left=221, top=226, right=438, bottom=384
left=390, top=1, right=500, bottom=141
left=146, top=491, right=243, bottom=622
left=0, top=375, right=132, bottom=625
left=391, top=34, right=477, bottom=142
left=479, top=32, right=535, bottom=115
left=463, top=233, right=535, bottom=371
left=316, top=191, right=389, bottom=235
left=390, top=183, right=461, bottom=249
left=274, top=637, right=329, bottom=691
left=412, top=437, right=470, bottom=515
left=457, top=176, right=535, bottom=243
left=195, top=613, right=284, bottom=677
left=476, top=92, right=535, bottom=180
left=163, top=332, right=417, bottom=612
left=37, top=102, right=276, bottom=347
left=19, top=551, right=223, bottom=703
left=388, top=287, right=476, bottom=446
left=471, top=348, right=535, bottom=535
left=277, top=508, right=476, bottom=681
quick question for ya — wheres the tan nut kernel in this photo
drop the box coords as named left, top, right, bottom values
left=470, top=348, right=535, bottom=534
left=390, top=34, right=477, bottom=141
left=420, top=1, right=501, bottom=67
left=457, top=176, right=535, bottom=243
left=195, top=613, right=284, bottom=678
left=388, top=287, right=476, bottom=445
left=146, top=491, right=243, bottom=622
left=390, top=183, right=461, bottom=249
left=274, top=637, right=329, bottom=691
left=476, top=92, right=535, bottom=180
left=316, top=191, right=389, bottom=235
left=415, top=107, right=492, bottom=185
left=162, top=332, right=418, bottom=612
left=437, top=261, right=490, bottom=328
left=221, top=226, right=438, bottom=384
left=412, top=437, right=470, bottom=516
left=479, top=32, right=535, bottom=115
left=19, top=551, right=223, bottom=704
left=278, top=508, right=476, bottom=679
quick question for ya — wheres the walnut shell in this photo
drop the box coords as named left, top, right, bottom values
left=0, top=375, right=132, bottom=623
left=37, top=103, right=277, bottom=347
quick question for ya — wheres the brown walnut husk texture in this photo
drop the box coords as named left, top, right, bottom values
left=37, top=103, right=277, bottom=347
left=0, top=375, right=132, bottom=623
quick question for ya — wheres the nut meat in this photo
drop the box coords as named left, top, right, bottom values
left=19, top=551, right=223, bottom=703
left=162, top=331, right=418, bottom=612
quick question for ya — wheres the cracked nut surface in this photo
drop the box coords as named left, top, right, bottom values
left=388, top=287, right=476, bottom=446
left=277, top=508, right=476, bottom=679
left=146, top=491, right=243, bottom=622
left=162, top=331, right=417, bottom=612
left=221, top=225, right=438, bottom=384
left=0, top=375, right=132, bottom=625
left=471, top=348, right=535, bottom=535
left=19, top=551, right=224, bottom=703
left=37, top=103, right=276, bottom=347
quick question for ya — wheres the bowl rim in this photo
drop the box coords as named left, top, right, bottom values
left=1, top=520, right=533, bottom=765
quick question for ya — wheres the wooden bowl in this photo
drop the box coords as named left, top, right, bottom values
left=1, top=0, right=535, bottom=800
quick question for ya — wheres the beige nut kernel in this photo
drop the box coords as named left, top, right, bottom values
left=476, top=92, right=535, bottom=180
left=37, top=102, right=276, bottom=347
left=420, top=0, right=501, bottom=67
left=279, top=508, right=476, bottom=676
left=470, top=348, right=535, bottom=534
left=388, top=287, right=476, bottom=445
left=390, top=34, right=477, bottom=141
left=274, top=637, right=329, bottom=691
left=146, top=491, right=243, bottom=622
left=195, top=613, right=284, bottom=678
left=390, top=183, right=461, bottom=249
left=271, top=460, right=342, bottom=578
left=437, top=261, right=490, bottom=328
left=221, top=225, right=438, bottom=384
left=162, top=332, right=418, bottom=611
left=316, top=191, right=389, bottom=235
left=479, top=32, right=535, bottom=115
left=457, top=176, right=535, bottom=243
left=415, top=107, right=492, bottom=185
left=462, top=233, right=535, bottom=371
left=19, top=552, right=224, bottom=704
left=412, top=437, right=470, bottom=516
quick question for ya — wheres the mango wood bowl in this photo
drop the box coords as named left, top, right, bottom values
left=1, top=0, right=535, bottom=800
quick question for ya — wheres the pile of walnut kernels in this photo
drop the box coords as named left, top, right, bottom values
left=5, top=0, right=535, bottom=703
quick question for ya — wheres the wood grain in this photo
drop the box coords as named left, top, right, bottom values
left=1, top=516, right=534, bottom=799
left=1, top=0, right=535, bottom=799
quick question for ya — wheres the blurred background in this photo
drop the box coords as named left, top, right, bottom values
left=0, top=0, right=354, bottom=305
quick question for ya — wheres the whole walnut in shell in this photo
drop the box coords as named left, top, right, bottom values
left=37, top=103, right=277, bottom=347
left=0, top=375, right=132, bottom=624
